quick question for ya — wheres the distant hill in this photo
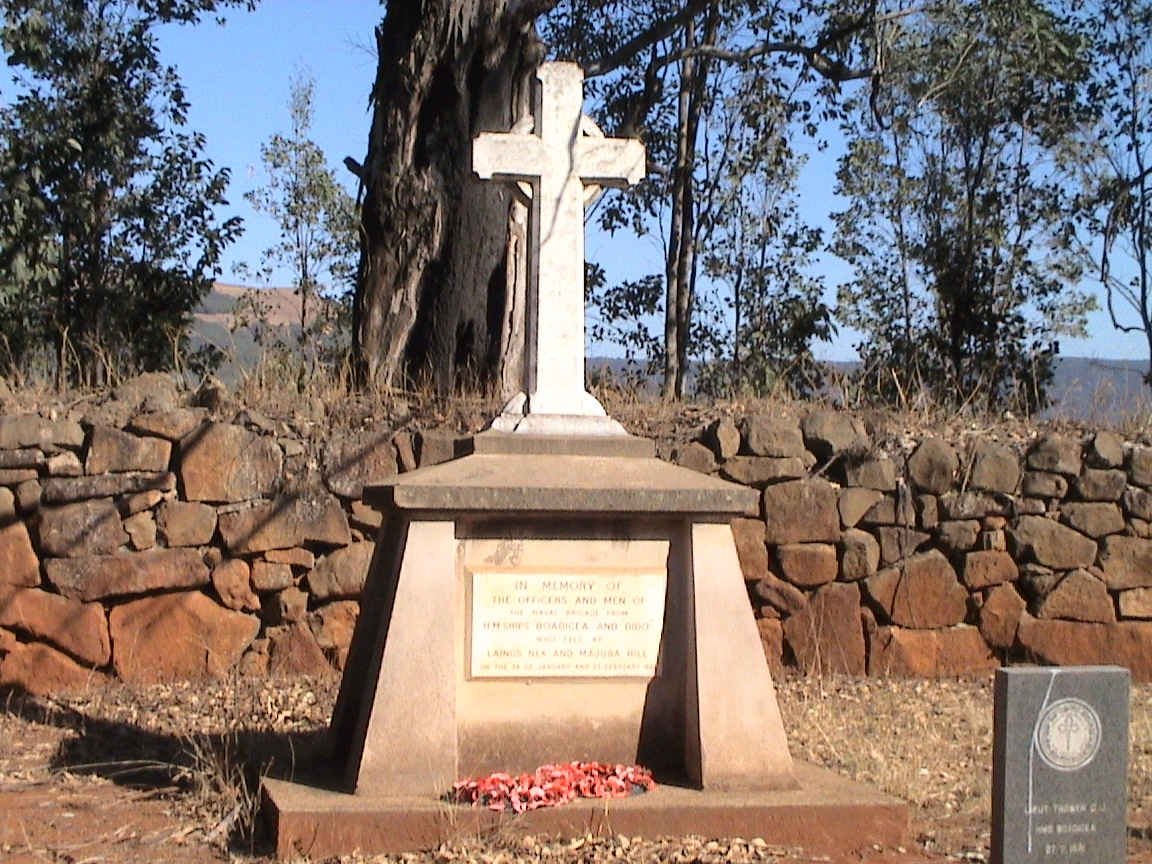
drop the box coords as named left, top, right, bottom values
left=188, top=283, right=306, bottom=382
left=588, top=354, right=1152, bottom=424
left=191, top=284, right=1152, bottom=422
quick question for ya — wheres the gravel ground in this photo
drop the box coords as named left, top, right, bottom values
left=1, top=672, right=1150, bottom=863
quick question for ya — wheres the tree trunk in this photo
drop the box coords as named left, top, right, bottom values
left=351, top=0, right=547, bottom=394
left=660, top=9, right=717, bottom=400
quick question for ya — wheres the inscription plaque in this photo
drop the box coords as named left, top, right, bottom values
left=992, top=666, right=1129, bottom=864
left=469, top=569, right=666, bottom=678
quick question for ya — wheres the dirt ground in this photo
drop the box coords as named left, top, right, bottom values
left=0, top=673, right=1149, bottom=864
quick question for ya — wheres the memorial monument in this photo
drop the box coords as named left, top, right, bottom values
left=262, top=62, right=907, bottom=859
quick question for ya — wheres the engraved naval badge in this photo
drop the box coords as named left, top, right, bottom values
left=1034, top=697, right=1102, bottom=772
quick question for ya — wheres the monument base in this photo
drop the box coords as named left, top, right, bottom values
left=261, top=762, right=909, bottom=859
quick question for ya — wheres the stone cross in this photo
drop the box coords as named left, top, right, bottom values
left=473, top=62, right=645, bottom=434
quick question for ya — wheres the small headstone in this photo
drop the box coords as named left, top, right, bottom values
left=992, top=666, right=1129, bottom=864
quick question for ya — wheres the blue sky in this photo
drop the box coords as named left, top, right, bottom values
left=156, top=2, right=1145, bottom=363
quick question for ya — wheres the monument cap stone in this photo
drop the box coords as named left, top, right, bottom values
left=992, top=666, right=1129, bottom=864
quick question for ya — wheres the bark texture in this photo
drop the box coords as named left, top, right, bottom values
left=352, top=0, right=548, bottom=393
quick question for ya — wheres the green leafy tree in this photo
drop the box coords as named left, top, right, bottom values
left=832, top=0, right=1095, bottom=412
left=543, top=0, right=871, bottom=398
left=1068, top=0, right=1152, bottom=383
left=242, top=70, right=358, bottom=388
left=351, top=0, right=873, bottom=398
left=0, top=0, right=251, bottom=387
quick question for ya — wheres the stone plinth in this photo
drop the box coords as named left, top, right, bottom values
left=263, top=762, right=908, bottom=860
left=262, top=433, right=909, bottom=857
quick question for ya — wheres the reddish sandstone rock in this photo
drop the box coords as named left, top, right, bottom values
left=212, top=558, right=259, bottom=610
left=937, top=520, right=981, bottom=553
left=1075, top=469, right=1127, bottom=502
left=0, top=521, right=40, bottom=587
left=123, top=511, right=156, bottom=550
left=741, top=414, right=807, bottom=459
left=267, top=623, right=332, bottom=677
left=1124, top=487, right=1152, bottom=521
left=673, top=442, right=716, bottom=474
left=127, top=408, right=209, bottom=441
left=266, top=547, right=315, bottom=568
left=843, top=457, right=898, bottom=492
left=324, top=429, right=399, bottom=497
left=762, top=479, right=840, bottom=545
left=1087, top=431, right=1124, bottom=468
left=308, top=542, right=375, bottom=601
left=1010, top=515, right=1097, bottom=570
left=270, top=586, right=308, bottom=624
left=1017, top=616, right=1152, bottom=681
left=939, top=491, right=1012, bottom=520
left=0, top=415, right=83, bottom=450
left=703, top=417, right=741, bottom=460
left=860, top=495, right=916, bottom=527
left=1035, top=569, right=1116, bottom=624
left=751, top=573, right=807, bottom=617
left=876, top=526, right=931, bottom=565
left=1027, top=435, right=1082, bottom=476
left=156, top=500, right=217, bottom=547
left=719, top=456, right=807, bottom=486
left=1059, top=502, right=1124, bottom=538
left=1119, top=588, right=1152, bottom=619
left=0, top=627, right=16, bottom=653
left=211, top=559, right=259, bottom=612
left=37, top=499, right=128, bottom=557
left=0, top=641, right=104, bottom=694
left=1022, top=471, right=1068, bottom=498
left=730, top=518, right=768, bottom=582
left=109, top=591, right=258, bottom=683
left=868, top=626, right=996, bottom=678
left=415, top=430, right=465, bottom=467
left=218, top=499, right=304, bottom=554
left=839, top=528, right=880, bottom=581
left=907, top=439, right=958, bottom=495
left=1129, top=446, right=1152, bottom=487
left=309, top=600, right=359, bottom=670
left=46, top=548, right=209, bottom=601
left=294, top=491, right=352, bottom=546
left=0, top=586, right=110, bottom=665
left=776, top=543, right=838, bottom=588
left=391, top=430, right=417, bottom=472
left=968, top=442, right=1021, bottom=494
left=252, top=561, right=294, bottom=592
left=756, top=617, right=786, bottom=678
left=838, top=488, right=884, bottom=529
left=961, top=550, right=1018, bottom=590
left=1098, top=535, right=1152, bottom=590
left=348, top=500, right=383, bottom=532
left=85, top=426, right=171, bottom=474
left=800, top=411, right=868, bottom=461
left=865, top=550, right=968, bottom=629
left=179, top=423, right=283, bottom=503
left=782, top=582, right=865, bottom=675
left=41, top=472, right=175, bottom=505
left=119, top=489, right=164, bottom=517
left=979, top=584, right=1027, bottom=649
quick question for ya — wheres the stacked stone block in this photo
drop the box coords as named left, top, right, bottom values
left=676, top=414, right=1152, bottom=681
left=0, top=377, right=467, bottom=695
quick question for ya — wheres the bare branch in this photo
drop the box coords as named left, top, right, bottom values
left=659, top=40, right=873, bottom=82
left=584, top=0, right=717, bottom=78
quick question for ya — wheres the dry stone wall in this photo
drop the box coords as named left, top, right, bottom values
left=3, top=375, right=1152, bottom=693
left=0, top=375, right=472, bottom=695
left=675, top=411, right=1152, bottom=682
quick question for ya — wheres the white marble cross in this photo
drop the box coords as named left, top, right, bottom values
left=474, top=62, right=645, bottom=435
